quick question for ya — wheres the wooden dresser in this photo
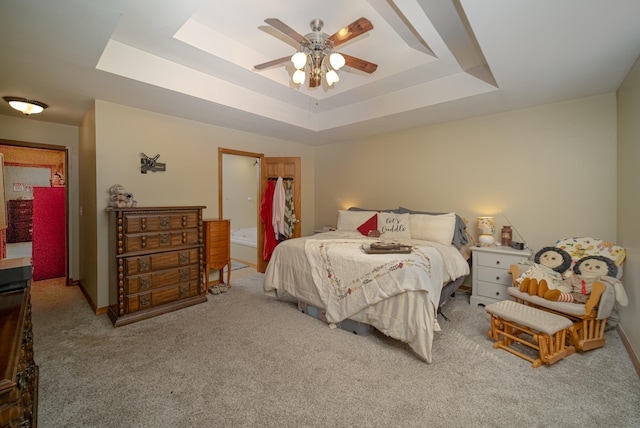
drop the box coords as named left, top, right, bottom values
left=204, top=219, right=231, bottom=291
left=0, top=258, right=38, bottom=427
left=107, top=206, right=207, bottom=327
left=7, top=200, right=33, bottom=243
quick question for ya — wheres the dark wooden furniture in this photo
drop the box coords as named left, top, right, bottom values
left=0, top=258, right=38, bottom=427
left=204, top=219, right=231, bottom=291
left=7, top=200, right=33, bottom=243
left=107, top=206, right=207, bottom=327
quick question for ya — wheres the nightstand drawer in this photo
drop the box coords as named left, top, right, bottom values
left=476, top=251, right=525, bottom=269
left=476, top=281, right=513, bottom=301
left=476, top=266, right=514, bottom=286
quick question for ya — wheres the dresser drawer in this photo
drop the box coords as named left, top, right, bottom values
left=123, top=230, right=199, bottom=252
left=126, top=265, right=200, bottom=293
left=123, top=211, right=200, bottom=233
left=9, top=207, right=33, bottom=216
left=207, top=244, right=229, bottom=257
left=476, top=281, right=513, bottom=301
left=476, top=265, right=513, bottom=286
left=125, top=281, right=199, bottom=312
left=124, top=249, right=199, bottom=275
left=8, top=200, right=32, bottom=210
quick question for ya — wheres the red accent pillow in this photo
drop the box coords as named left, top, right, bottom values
left=357, top=214, right=378, bottom=236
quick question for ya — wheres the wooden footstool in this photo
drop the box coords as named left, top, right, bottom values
left=485, top=300, right=575, bottom=368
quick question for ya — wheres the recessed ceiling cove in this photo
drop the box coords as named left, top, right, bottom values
left=96, top=0, right=497, bottom=132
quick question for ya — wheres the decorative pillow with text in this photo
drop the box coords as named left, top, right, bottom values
left=378, top=213, right=411, bottom=239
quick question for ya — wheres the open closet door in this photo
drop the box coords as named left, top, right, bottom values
left=32, top=187, right=66, bottom=280
left=257, top=157, right=301, bottom=273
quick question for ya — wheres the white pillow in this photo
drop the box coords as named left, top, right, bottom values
left=378, top=212, right=411, bottom=239
left=336, top=210, right=378, bottom=231
left=409, top=212, right=456, bottom=245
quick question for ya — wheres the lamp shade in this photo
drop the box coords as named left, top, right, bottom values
left=477, top=216, right=495, bottom=246
left=477, top=216, right=495, bottom=234
left=329, top=52, right=345, bottom=70
left=325, top=69, right=339, bottom=86
left=292, top=69, right=306, bottom=84
left=291, top=52, right=307, bottom=70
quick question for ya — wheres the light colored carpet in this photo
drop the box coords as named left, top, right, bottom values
left=30, top=273, right=640, bottom=427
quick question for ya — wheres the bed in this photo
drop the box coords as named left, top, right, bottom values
left=263, top=209, right=472, bottom=363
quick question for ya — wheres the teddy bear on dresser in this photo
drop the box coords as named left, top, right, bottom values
left=514, top=246, right=572, bottom=297
left=542, top=255, right=628, bottom=310
left=108, top=184, right=138, bottom=208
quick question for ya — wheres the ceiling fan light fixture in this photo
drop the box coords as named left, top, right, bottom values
left=325, top=69, right=339, bottom=86
left=329, top=52, right=345, bottom=70
left=255, top=17, right=376, bottom=90
left=292, top=69, right=306, bottom=85
left=291, top=52, right=308, bottom=70
left=3, top=96, right=48, bottom=115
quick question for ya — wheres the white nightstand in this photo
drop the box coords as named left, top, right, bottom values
left=470, top=245, right=532, bottom=306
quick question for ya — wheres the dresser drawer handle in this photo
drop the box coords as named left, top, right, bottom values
left=495, top=260, right=500, bottom=265
left=180, top=268, right=189, bottom=281
left=140, top=294, right=150, bottom=307
left=160, top=234, right=170, bottom=245
left=179, top=284, right=189, bottom=297
left=140, top=277, right=150, bottom=290
left=139, top=258, right=150, bottom=271
left=179, top=252, right=189, bottom=264
left=160, top=217, right=170, bottom=228
left=496, top=276, right=500, bottom=281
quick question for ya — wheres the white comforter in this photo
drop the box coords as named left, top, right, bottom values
left=263, top=231, right=470, bottom=363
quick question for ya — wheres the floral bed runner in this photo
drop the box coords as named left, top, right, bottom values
left=304, top=239, right=444, bottom=325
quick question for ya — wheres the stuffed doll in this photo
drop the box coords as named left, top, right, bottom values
left=515, top=246, right=572, bottom=297
left=543, top=255, right=627, bottom=307
left=108, top=184, right=138, bottom=208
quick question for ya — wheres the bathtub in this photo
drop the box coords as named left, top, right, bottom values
left=231, top=227, right=257, bottom=248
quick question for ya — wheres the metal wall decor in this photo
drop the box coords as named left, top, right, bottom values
left=141, top=153, right=166, bottom=173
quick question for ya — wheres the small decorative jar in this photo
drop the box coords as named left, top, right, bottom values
left=501, top=226, right=512, bottom=247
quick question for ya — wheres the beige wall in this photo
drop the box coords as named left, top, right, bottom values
left=617, top=55, right=640, bottom=360
left=89, top=101, right=316, bottom=309
left=0, top=114, right=80, bottom=282
left=314, top=94, right=618, bottom=252
left=78, top=103, right=98, bottom=306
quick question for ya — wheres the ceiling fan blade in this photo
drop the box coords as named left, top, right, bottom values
left=328, top=17, right=374, bottom=47
left=254, top=56, right=291, bottom=70
left=264, top=18, right=308, bottom=45
left=342, top=54, right=378, bottom=74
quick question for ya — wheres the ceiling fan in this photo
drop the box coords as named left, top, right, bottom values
left=254, top=17, right=377, bottom=88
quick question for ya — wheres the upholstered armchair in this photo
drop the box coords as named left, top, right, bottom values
left=507, top=237, right=627, bottom=352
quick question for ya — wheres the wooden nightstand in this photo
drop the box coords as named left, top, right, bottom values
left=470, top=245, right=532, bottom=306
left=204, top=219, right=231, bottom=290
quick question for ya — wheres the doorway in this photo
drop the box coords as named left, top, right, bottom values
left=0, top=140, right=68, bottom=282
left=218, top=148, right=263, bottom=268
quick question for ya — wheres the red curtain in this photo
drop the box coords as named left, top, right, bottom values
left=32, top=187, right=66, bottom=280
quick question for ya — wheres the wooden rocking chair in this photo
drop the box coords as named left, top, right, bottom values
left=507, top=237, right=626, bottom=352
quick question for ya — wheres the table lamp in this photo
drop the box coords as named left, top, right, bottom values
left=477, top=216, right=496, bottom=246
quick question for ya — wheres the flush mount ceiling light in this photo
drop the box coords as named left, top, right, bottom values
left=3, top=96, right=48, bottom=115
left=254, top=18, right=377, bottom=89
